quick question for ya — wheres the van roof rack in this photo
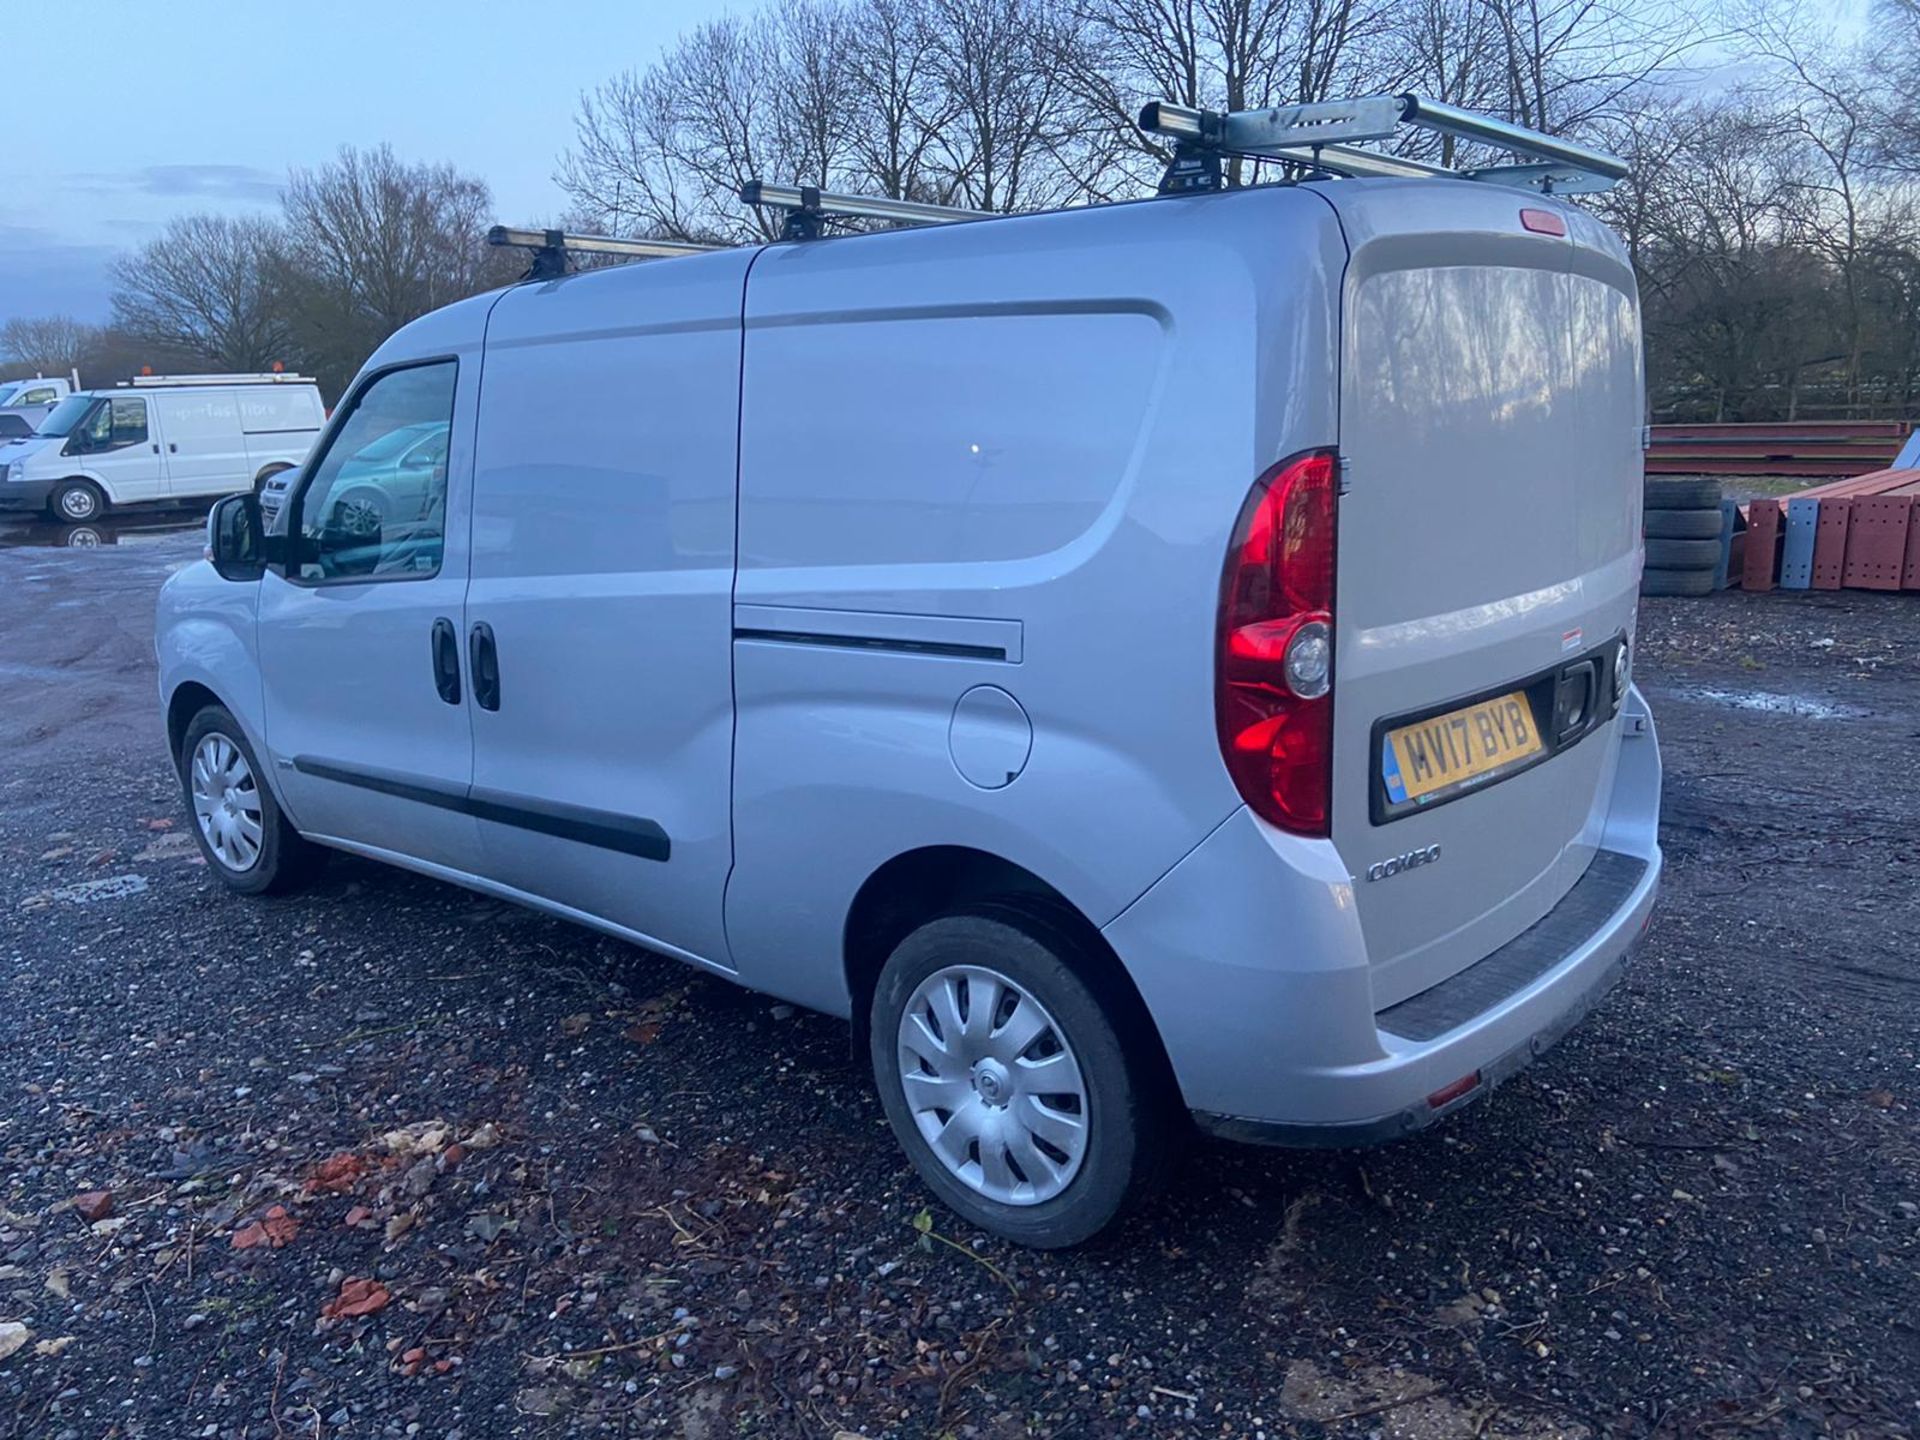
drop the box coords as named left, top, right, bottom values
left=484, top=95, right=1626, bottom=283
left=738, top=182, right=989, bottom=241
left=1138, top=94, right=1629, bottom=196
left=487, top=225, right=720, bottom=280
left=124, top=372, right=316, bottom=387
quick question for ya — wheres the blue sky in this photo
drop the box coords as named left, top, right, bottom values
left=3, top=0, right=726, bottom=324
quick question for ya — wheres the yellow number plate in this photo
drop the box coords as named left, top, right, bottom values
left=1382, top=691, right=1543, bottom=806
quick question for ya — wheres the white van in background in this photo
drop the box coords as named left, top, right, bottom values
left=0, top=374, right=324, bottom=523
left=0, top=376, right=73, bottom=414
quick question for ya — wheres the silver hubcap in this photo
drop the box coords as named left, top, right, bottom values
left=896, top=964, right=1089, bottom=1206
left=60, top=489, right=96, bottom=520
left=190, top=733, right=264, bottom=872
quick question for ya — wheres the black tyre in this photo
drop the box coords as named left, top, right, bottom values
left=1643, top=508, right=1724, bottom=540
left=1643, top=537, right=1722, bottom=569
left=49, top=479, right=106, bottom=523
left=178, top=705, right=325, bottom=895
left=1640, top=566, right=1716, bottom=597
left=1644, top=478, right=1721, bottom=509
left=870, top=906, right=1176, bottom=1248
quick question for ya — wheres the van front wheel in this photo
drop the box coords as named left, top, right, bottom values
left=178, top=705, right=324, bottom=895
left=50, top=480, right=105, bottom=523
left=870, top=909, right=1173, bottom=1248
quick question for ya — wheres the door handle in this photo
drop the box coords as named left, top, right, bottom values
left=468, top=622, right=500, bottom=711
left=151, top=442, right=160, bottom=454
left=430, top=617, right=462, bottom=705
left=168, top=442, right=178, bottom=453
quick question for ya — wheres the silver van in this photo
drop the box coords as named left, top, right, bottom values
left=156, top=98, right=1661, bottom=1247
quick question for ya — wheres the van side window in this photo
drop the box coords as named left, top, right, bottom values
left=18, top=387, right=57, bottom=406
left=291, top=361, right=457, bottom=583
left=77, top=397, right=148, bottom=452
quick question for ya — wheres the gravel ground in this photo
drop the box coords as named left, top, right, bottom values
left=0, top=522, right=1915, bottom=1440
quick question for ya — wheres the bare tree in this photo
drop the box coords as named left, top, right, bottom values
left=278, top=145, right=511, bottom=393
left=1075, top=0, right=1396, bottom=185
left=110, top=214, right=290, bottom=372
left=0, top=316, right=98, bottom=379
left=561, top=14, right=825, bottom=242
left=844, top=0, right=962, bottom=200
left=924, top=0, right=1102, bottom=210
left=560, top=0, right=1112, bottom=232
left=1864, top=0, right=1920, bottom=174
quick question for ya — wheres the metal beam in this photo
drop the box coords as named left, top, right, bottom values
left=487, top=226, right=719, bottom=260
left=738, top=183, right=990, bottom=229
left=1397, top=96, right=1629, bottom=181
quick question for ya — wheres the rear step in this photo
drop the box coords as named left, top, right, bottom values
left=1376, top=851, right=1648, bottom=1042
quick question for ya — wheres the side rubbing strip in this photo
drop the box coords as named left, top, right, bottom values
left=733, top=604, right=1023, bottom=663
left=292, top=757, right=670, bottom=862
left=466, top=787, right=670, bottom=861
left=734, top=628, right=1006, bottom=661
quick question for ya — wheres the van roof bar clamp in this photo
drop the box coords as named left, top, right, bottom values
left=1137, top=94, right=1628, bottom=193
left=740, top=181, right=991, bottom=239
left=486, top=226, right=718, bottom=281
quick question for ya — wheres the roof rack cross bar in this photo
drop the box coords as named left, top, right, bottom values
left=739, top=181, right=990, bottom=239
left=1138, top=93, right=1628, bottom=194
left=487, top=225, right=718, bottom=281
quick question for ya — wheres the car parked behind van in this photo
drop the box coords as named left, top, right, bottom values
left=157, top=96, right=1663, bottom=1248
left=1, top=374, right=323, bottom=523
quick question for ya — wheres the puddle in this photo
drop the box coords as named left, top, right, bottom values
left=1664, top=686, right=1865, bottom=721
left=0, top=511, right=204, bottom=550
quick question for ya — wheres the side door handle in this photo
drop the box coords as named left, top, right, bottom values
left=468, top=621, right=500, bottom=712
left=430, top=617, right=462, bottom=705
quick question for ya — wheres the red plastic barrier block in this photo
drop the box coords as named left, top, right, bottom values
left=1906, top=507, right=1920, bottom=589
left=1741, top=499, right=1781, bottom=591
left=1811, top=498, right=1852, bottom=589
left=1842, top=495, right=1913, bottom=591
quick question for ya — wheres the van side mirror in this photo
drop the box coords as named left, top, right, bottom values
left=207, top=493, right=274, bottom=582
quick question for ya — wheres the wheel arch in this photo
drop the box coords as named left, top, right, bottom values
left=165, top=680, right=225, bottom=768
left=842, top=845, right=1180, bottom=1099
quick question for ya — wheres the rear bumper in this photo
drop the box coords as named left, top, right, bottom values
left=1195, top=849, right=1656, bottom=1145
left=1104, top=687, right=1662, bottom=1140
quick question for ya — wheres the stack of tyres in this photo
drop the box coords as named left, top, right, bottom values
left=1640, top=478, right=1724, bottom=596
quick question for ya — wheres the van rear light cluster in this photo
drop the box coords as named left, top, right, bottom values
left=1216, top=449, right=1338, bottom=835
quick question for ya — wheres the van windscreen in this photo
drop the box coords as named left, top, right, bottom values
left=34, top=396, right=95, bottom=438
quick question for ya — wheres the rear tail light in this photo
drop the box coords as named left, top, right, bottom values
left=1216, top=449, right=1338, bottom=834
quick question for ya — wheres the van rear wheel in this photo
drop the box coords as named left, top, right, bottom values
left=869, top=908, right=1174, bottom=1248
left=178, top=705, right=325, bottom=895
left=50, top=480, right=105, bottom=523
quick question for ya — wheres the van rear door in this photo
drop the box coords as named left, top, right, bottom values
left=1318, top=181, right=1644, bottom=1009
